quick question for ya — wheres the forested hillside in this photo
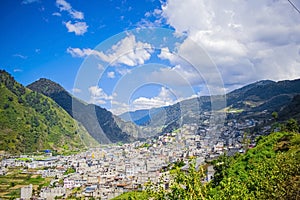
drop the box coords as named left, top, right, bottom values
left=0, top=70, right=98, bottom=154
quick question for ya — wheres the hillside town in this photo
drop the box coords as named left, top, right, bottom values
left=0, top=115, right=270, bottom=199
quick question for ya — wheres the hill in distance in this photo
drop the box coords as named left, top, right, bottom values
left=0, top=70, right=98, bottom=154
left=120, top=79, right=300, bottom=133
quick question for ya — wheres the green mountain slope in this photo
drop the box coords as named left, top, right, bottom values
left=27, top=78, right=141, bottom=143
left=0, top=70, right=98, bottom=154
left=279, top=94, right=300, bottom=121
left=208, top=130, right=300, bottom=199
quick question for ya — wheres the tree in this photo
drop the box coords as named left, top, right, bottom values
left=146, top=159, right=207, bottom=200
left=285, top=118, right=299, bottom=133
left=272, top=111, right=278, bottom=121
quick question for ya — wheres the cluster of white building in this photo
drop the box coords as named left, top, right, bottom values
left=2, top=116, right=267, bottom=199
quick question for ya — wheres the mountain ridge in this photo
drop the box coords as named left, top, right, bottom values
left=27, top=78, right=143, bottom=144
left=120, top=78, right=300, bottom=133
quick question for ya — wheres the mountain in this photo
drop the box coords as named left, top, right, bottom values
left=27, top=78, right=143, bottom=143
left=226, top=79, right=300, bottom=111
left=278, top=94, right=300, bottom=121
left=119, top=108, right=163, bottom=126
left=120, top=79, right=300, bottom=133
left=0, top=70, right=98, bottom=154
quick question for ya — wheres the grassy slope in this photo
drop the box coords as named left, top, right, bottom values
left=209, top=131, right=300, bottom=199
left=0, top=71, right=98, bottom=154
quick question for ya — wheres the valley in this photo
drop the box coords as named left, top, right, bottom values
left=0, top=70, right=300, bottom=199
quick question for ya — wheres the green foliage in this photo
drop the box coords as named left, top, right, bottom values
left=135, top=143, right=151, bottom=149
left=285, top=118, right=299, bottom=132
left=145, top=159, right=207, bottom=200
left=141, top=131, right=300, bottom=200
left=171, top=159, right=185, bottom=169
left=0, top=70, right=97, bottom=154
left=64, top=167, right=76, bottom=175
left=208, top=131, right=300, bottom=200
left=272, top=111, right=278, bottom=120
left=111, top=191, right=149, bottom=200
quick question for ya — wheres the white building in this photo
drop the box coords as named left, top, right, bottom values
left=40, top=187, right=66, bottom=200
left=20, top=184, right=32, bottom=200
left=64, top=178, right=75, bottom=189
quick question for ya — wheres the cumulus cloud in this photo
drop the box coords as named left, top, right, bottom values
left=150, top=64, right=202, bottom=86
left=157, top=47, right=180, bottom=64
left=88, top=85, right=114, bottom=105
left=64, top=21, right=88, bottom=35
left=98, top=34, right=153, bottom=66
left=131, top=87, right=176, bottom=110
left=159, top=0, right=300, bottom=89
left=67, top=34, right=153, bottom=66
left=56, top=0, right=84, bottom=20
left=110, top=101, right=130, bottom=115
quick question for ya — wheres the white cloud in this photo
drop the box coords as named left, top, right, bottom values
left=157, top=47, right=179, bottom=64
left=67, top=34, right=153, bottom=66
left=97, top=63, right=104, bottom=70
left=64, top=21, right=88, bottom=35
left=22, top=0, right=39, bottom=4
left=150, top=64, right=202, bottom=86
left=52, top=12, right=61, bottom=17
left=99, top=34, right=153, bottom=66
left=71, top=88, right=81, bottom=93
left=116, top=68, right=132, bottom=76
left=56, top=0, right=84, bottom=20
left=107, top=71, right=115, bottom=79
left=159, top=0, right=300, bottom=88
left=131, top=87, right=176, bottom=110
left=110, top=101, right=130, bottom=115
left=13, top=54, right=27, bottom=59
left=88, top=85, right=114, bottom=105
left=67, top=47, right=88, bottom=57
left=13, top=69, right=23, bottom=73
left=138, top=8, right=164, bottom=28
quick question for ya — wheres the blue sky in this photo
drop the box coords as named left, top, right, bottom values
left=1, top=0, right=300, bottom=114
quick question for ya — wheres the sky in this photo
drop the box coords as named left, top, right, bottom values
left=1, top=0, right=300, bottom=115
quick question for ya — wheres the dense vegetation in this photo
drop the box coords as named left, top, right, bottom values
left=279, top=94, right=300, bottom=121
left=0, top=70, right=98, bottom=154
left=116, top=129, right=300, bottom=199
left=208, top=131, right=299, bottom=199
